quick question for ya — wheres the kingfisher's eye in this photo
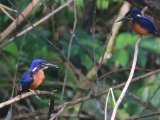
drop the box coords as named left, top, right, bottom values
left=41, top=62, right=47, bottom=67
left=40, top=62, right=45, bottom=65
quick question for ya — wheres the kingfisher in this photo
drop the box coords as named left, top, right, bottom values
left=18, top=59, right=58, bottom=94
left=117, top=7, right=159, bottom=36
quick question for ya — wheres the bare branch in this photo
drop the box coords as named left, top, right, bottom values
left=0, top=90, right=54, bottom=109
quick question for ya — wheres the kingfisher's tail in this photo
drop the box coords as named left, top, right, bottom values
left=0, top=90, right=10, bottom=118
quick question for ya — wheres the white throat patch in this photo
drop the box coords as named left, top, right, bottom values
left=32, top=67, right=38, bottom=72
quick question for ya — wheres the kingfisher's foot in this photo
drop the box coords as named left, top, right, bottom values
left=29, top=89, right=41, bottom=100
left=29, top=89, right=35, bottom=93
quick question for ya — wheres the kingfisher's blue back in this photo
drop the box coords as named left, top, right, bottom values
left=19, top=71, right=34, bottom=93
left=132, top=16, right=159, bottom=35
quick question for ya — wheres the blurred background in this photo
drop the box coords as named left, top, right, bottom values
left=0, top=0, right=160, bottom=120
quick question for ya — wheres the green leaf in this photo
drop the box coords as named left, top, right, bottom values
left=140, top=37, right=160, bottom=54
left=3, top=43, right=18, bottom=57
left=112, top=50, right=129, bottom=67
left=97, top=0, right=109, bottom=9
left=137, top=49, right=147, bottom=67
left=117, top=109, right=130, bottom=119
left=137, top=86, right=149, bottom=101
left=76, top=0, right=84, bottom=8
left=151, top=85, right=160, bottom=106
left=116, top=32, right=138, bottom=49
left=81, top=54, right=93, bottom=69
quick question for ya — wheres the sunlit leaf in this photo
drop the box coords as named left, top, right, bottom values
left=117, top=109, right=130, bottom=119
left=137, top=86, right=150, bottom=101
left=81, top=54, right=93, bottom=69
left=97, top=0, right=109, bottom=9
left=76, top=0, right=84, bottom=8
left=140, top=37, right=160, bottom=54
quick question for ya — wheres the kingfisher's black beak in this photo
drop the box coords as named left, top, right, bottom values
left=116, top=16, right=128, bottom=22
left=44, top=63, right=59, bottom=69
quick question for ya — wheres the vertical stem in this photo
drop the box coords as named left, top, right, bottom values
left=111, top=36, right=142, bottom=120
left=61, top=0, right=77, bottom=102
left=48, top=95, right=54, bottom=120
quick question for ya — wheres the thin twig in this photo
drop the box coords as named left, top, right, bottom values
left=49, top=107, right=65, bottom=120
left=0, top=3, right=17, bottom=12
left=105, top=89, right=111, bottom=120
left=0, top=5, right=15, bottom=21
left=127, top=92, right=158, bottom=111
left=139, top=85, right=160, bottom=116
left=104, top=88, right=116, bottom=120
left=126, top=111, right=160, bottom=120
left=61, top=0, right=77, bottom=102
left=111, top=36, right=142, bottom=120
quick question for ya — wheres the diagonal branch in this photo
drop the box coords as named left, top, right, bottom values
left=0, top=0, right=39, bottom=41
left=0, top=4, right=15, bottom=21
left=0, top=90, right=54, bottom=109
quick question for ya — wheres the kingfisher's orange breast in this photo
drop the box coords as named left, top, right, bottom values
left=30, top=70, right=45, bottom=89
left=132, top=23, right=148, bottom=36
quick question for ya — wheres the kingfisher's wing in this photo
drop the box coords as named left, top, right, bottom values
left=133, top=16, right=159, bottom=35
left=19, top=71, right=34, bottom=93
